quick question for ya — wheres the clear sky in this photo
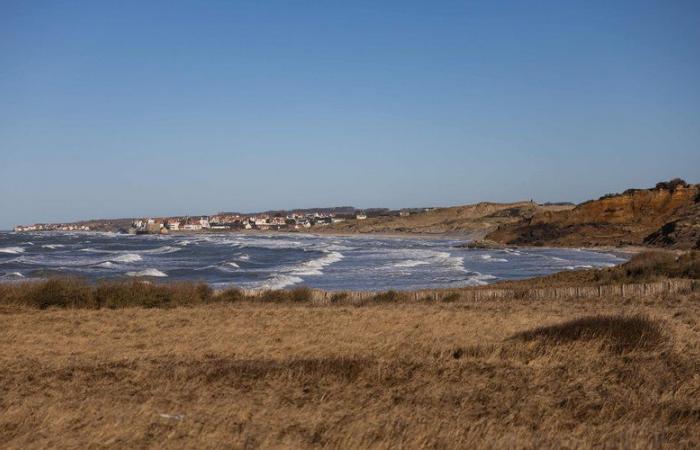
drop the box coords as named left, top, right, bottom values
left=1, top=0, right=699, bottom=229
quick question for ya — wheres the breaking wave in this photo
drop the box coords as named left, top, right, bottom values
left=143, top=246, right=180, bottom=254
left=0, top=246, right=25, bottom=254
left=42, top=244, right=65, bottom=249
left=480, top=254, right=508, bottom=262
left=291, top=251, right=344, bottom=276
left=112, top=253, right=142, bottom=263
left=259, top=274, right=303, bottom=290
left=393, top=259, right=430, bottom=268
left=126, top=268, right=168, bottom=277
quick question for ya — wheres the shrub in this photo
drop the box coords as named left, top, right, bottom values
left=511, top=314, right=665, bottom=353
left=25, top=278, right=95, bottom=309
left=289, top=286, right=313, bottom=302
left=441, top=292, right=460, bottom=303
left=371, top=290, right=409, bottom=303
left=329, top=292, right=349, bottom=303
left=655, top=178, right=688, bottom=191
left=217, top=287, right=245, bottom=303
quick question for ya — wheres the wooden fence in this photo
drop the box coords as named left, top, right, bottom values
left=244, top=279, right=698, bottom=305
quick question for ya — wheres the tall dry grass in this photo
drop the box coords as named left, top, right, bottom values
left=1, top=291, right=699, bottom=448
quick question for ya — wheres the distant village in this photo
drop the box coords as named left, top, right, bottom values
left=127, top=211, right=351, bottom=235
left=13, top=208, right=424, bottom=234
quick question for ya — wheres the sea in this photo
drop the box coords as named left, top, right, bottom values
left=0, top=231, right=628, bottom=291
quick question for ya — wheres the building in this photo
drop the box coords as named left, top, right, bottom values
left=356, top=213, right=367, bottom=220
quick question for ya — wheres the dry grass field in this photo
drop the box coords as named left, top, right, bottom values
left=2, top=286, right=700, bottom=449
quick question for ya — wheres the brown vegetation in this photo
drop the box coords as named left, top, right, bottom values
left=321, top=201, right=573, bottom=235
left=1, top=288, right=700, bottom=448
left=491, top=250, right=699, bottom=289
left=1, top=255, right=699, bottom=447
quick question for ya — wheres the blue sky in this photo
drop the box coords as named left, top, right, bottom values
left=1, top=0, right=699, bottom=229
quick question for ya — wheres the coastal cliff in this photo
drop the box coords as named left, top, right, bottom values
left=486, top=180, right=699, bottom=249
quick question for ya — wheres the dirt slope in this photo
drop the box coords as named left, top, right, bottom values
left=487, top=181, right=699, bottom=248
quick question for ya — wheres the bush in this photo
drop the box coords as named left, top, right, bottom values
left=329, top=292, right=349, bottom=303
left=655, top=178, right=688, bottom=191
left=441, top=292, right=460, bottom=303
left=0, top=278, right=215, bottom=309
left=371, top=290, right=409, bottom=303
left=26, top=278, right=95, bottom=309
left=258, top=287, right=313, bottom=303
left=218, top=287, right=245, bottom=303
left=511, top=314, right=665, bottom=353
left=289, top=286, right=313, bottom=302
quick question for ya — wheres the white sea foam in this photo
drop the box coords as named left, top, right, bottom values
left=112, top=253, right=142, bottom=263
left=227, top=262, right=240, bottom=268
left=0, top=246, right=25, bottom=254
left=259, top=274, right=303, bottom=290
left=238, top=254, right=250, bottom=261
left=433, top=251, right=468, bottom=273
left=97, top=262, right=116, bottom=268
left=42, top=244, right=65, bottom=249
left=126, top=268, right=168, bottom=277
left=463, top=272, right=497, bottom=286
left=143, top=246, right=180, bottom=254
left=479, top=254, right=508, bottom=262
left=6, top=272, right=25, bottom=278
left=382, top=249, right=467, bottom=273
left=393, top=259, right=430, bottom=268
left=80, top=247, right=107, bottom=253
left=292, top=251, right=344, bottom=276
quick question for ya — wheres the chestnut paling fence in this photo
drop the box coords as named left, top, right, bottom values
left=245, top=279, right=698, bottom=305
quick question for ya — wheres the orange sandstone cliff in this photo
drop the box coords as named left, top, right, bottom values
left=486, top=180, right=699, bottom=249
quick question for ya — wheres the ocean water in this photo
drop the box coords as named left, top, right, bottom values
left=0, top=232, right=628, bottom=291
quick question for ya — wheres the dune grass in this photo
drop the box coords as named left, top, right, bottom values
left=490, top=250, right=699, bottom=289
left=1, top=291, right=699, bottom=448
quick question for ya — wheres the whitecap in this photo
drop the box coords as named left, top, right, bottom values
left=393, top=259, right=430, bottom=268
left=258, top=274, right=303, bottom=290
left=238, top=254, right=250, bottom=261
left=463, top=272, right=497, bottom=286
left=291, top=251, right=344, bottom=276
left=142, top=246, right=180, bottom=254
left=227, top=262, right=240, bottom=268
left=112, top=253, right=142, bottom=263
left=479, top=254, right=508, bottom=262
left=126, top=268, right=168, bottom=277
left=42, top=244, right=65, bottom=249
left=0, top=246, right=25, bottom=254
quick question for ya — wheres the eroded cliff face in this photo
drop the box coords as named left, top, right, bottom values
left=487, top=184, right=699, bottom=248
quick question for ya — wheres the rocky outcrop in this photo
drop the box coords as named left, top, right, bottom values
left=644, top=202, right=700, bottom=249
left=486, top=180, right=699, bottom=248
